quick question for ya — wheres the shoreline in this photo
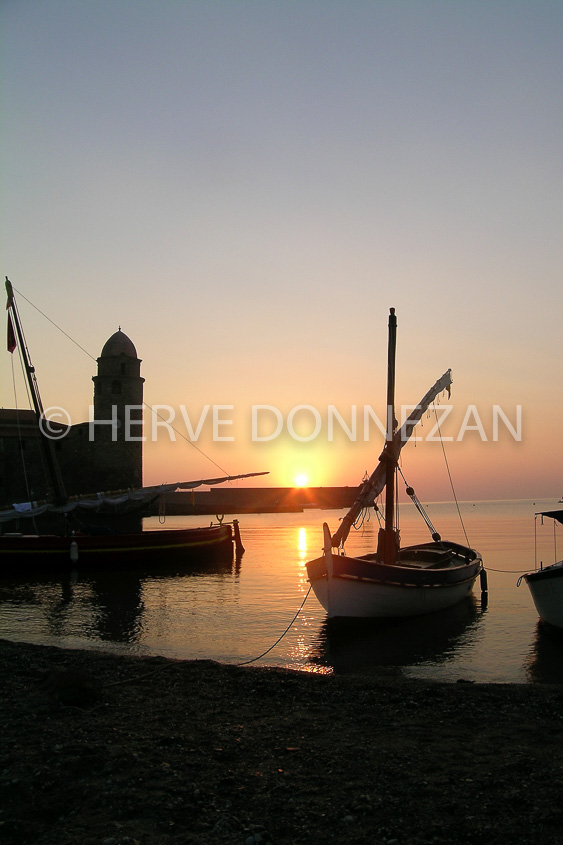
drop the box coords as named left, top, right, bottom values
left=1, top=638, right=562, bottom=844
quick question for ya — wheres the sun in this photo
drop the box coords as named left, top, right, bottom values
left=295, top=473, right=309, bottom=488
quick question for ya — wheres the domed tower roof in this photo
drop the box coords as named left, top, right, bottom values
left=100, top=327, right=138, bottom=359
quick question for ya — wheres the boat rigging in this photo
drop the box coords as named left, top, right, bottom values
left=306, top=307, right=485, bottom=621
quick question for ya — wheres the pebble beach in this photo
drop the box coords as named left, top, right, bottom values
left=1, top=638, right=562, bottom=844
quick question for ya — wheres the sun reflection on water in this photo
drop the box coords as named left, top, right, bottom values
left=1, top=503, right=560, bottom=681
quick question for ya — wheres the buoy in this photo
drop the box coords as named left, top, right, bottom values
left=480, top=568, right=488, bottom=593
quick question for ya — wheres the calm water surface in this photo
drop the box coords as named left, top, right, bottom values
left=1, top=499, right=561, bottom=683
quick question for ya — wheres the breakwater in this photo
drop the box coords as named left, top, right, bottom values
left=152, top=486, right=357, bottom=515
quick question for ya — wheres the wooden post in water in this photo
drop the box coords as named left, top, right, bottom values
left=233, top=518, right=245, bottom=555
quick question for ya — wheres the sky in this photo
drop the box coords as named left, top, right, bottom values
left=1, top=0, right=561, bottom=502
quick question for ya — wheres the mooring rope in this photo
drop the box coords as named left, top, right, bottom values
left=236, top=585, right=313, bottom=666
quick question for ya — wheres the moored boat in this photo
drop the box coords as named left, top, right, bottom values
left=1, top=277, right=267, bottom=573
left=520, top=509, right=563, bottom=629
left=0, top=521, right=236, bottom=572
left=306, top=308, right=484, bottom=621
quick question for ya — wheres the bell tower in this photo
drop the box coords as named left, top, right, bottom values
left=91, top=328, right=144, bottom=491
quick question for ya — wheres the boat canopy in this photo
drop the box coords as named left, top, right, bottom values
left=0, top=471, right=268, bottom=524
left=536, top=510, right=563, bottom=525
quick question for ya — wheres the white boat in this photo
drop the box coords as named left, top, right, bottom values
left=306, top=308, right=484, bottom=621
left=521, top=509, right=563, bottom=629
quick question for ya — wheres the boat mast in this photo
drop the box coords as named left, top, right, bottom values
left=329, top=337, right=452, bottom=550
left=382, top=308, right=398, bottom=564
left=5, top=278, right=67, bottom=505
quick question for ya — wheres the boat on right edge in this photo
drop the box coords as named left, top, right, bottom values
left=520, top=509, right=563, bottom=629
left=306, top=307, right=485, bottom=621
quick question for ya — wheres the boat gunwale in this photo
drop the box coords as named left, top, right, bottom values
left=524, top=560, right=563, bottom=583
left=306, top=546, right=482, bottom=589
left=0, top=524, right=232, bottom=549
left=329, top=572, right=480, bottom=589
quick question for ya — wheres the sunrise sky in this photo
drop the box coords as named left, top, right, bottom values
left=1, top=1, right=561, bottom=502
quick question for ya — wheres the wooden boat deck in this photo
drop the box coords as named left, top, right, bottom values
left=358, top=546, right=474, bottom=571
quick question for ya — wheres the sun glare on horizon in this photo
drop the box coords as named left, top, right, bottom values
left=295, top=473, right=309, bottom=488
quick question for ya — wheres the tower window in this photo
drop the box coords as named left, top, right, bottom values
left=120, top=363, right=126, bottom=374
left=111, top=380, right=122, bottom=395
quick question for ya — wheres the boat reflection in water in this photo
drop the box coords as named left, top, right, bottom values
left=307, top=595, right=485, bottom=676
left=87, top=552, right=238, bottom=644
left=524, top=621, right=563, bottom=684
left=5, top=550, right=238, bottom=647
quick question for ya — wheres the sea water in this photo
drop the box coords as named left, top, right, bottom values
left=0, top=499, right=561, bottom=683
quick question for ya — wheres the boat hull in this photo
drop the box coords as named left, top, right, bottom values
left=524, top=561, right=563, bottom=629
left=0, top=524, right=234, bottom=573
left=306, top=541, right=483, bottom=620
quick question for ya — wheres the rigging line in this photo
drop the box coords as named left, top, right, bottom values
left=13, top=285, right=97, bottom=362
left=374, top=501, right=383, bottom=528
left=11, top=285, right=231, bottom=477
left=433, top=406, right=470, bottom=546
left=11, top=293, right=43, bottom=416
left=10, top=358, right=32, bottom=504
left=142, top=402, right=230, bottom=476
left=352, top=506, right=368, bottom=530
left=236, top=586, right=312, bottom=666
left=10, top=353, right=42, bottom=532
left=395, top=463, right=399, bottom=532
left=397, top=464, right=438, bottom=539
left=15, top=331, right=34, bottom=412
left=13, top=323, right=44, bottom=469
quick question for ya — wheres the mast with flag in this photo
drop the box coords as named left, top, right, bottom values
left=5, top=277, right=68, bottom=505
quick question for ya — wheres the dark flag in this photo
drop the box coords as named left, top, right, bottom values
left=7, top=312, right=16, bottom=353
